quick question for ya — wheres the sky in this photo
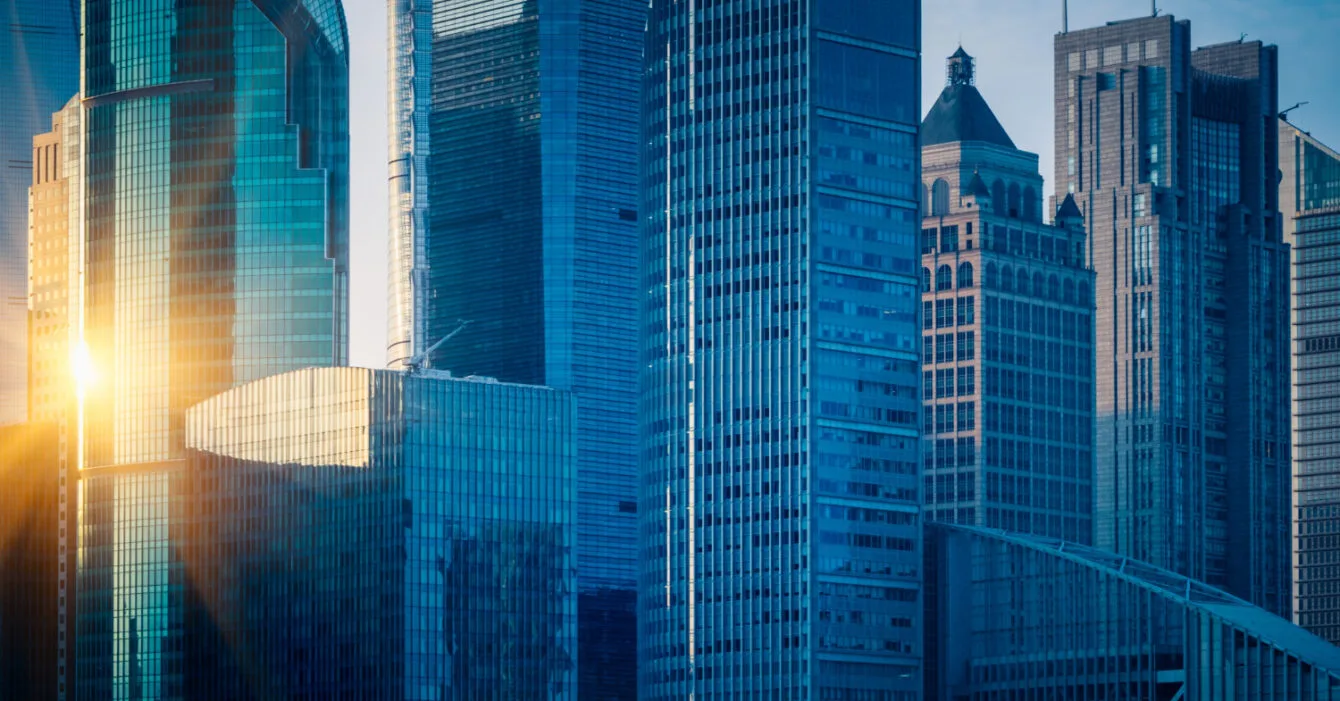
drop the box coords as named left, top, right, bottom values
left=342, top=0, right=1340, bottom=369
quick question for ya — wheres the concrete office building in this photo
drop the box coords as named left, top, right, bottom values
left=921, top=48, right=1096, bottom=544
left=1055, top=14, right=1291, bottom=615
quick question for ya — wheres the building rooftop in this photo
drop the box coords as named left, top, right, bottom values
left=922, top=48, right=1016, bottom=150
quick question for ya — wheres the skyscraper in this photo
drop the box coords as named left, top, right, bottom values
left=0, top=0, right=79, bottom=425
left=1055, top=14, right=1291, bottom=614
left=0, top=421, right=63, bottom=699
left=29, top=96, right=83, bottom=699
left=75, top=0, right=350, bottom=695
left=387, top=2, right=642, bottom=694
left=920, top=48, right=1096, bottom=544
left=1281, top=120, right=1340, bottom=643
left=640, top=2, right=923, bottom=699
left=131, top=367, right=575, bottom=700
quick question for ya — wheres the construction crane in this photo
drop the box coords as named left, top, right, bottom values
left=406, top=320, right=472, bottom=373
left=1280, top=101, right=1310, bottom=122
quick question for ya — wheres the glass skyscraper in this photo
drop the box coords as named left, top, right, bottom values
left=1282, top=120, right=1340, bottom=643
left=0, top=0, right=79, bottom=425
left=387, top=1, right=642, bottom=695
left=1055, top=15, right=1291, bottom=615
left=640, top=2, right=923, bottom=699
left=81, top=367, right=577, bottom=700
left=76, top=0, right=350, bottom=696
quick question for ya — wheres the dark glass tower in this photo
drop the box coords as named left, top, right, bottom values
left=0, top=0, right=79, bottom=425
left=75, top=0, right=350, bottom=696
left=1055, top=15, right=1291, bottom=614
left=641, top=2, right=923, bottom=698
left=174, top=367, right=577, bottom=700
left=387, top=1, right=642, bottom=696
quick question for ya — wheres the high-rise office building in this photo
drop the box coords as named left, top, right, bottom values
left=0, top=421, right=63, bottom=699
left=98, top=367, right=573, bottom=700
left=920, top=48, right=1095, bottom=543
left=29, top=96, right=83, bottom=699
left=1282, top=120, right=1340, bottom=643
left=387, top=1, right=642, bottom=694
left=640, top=2, right=923, bottom=699
left=0, top=0, right=79, bottom=425
left=1055, top=14, right=1291, bottom=614
left=75, top=1, right=350, bottom=695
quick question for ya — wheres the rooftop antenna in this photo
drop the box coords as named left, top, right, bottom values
left=1062, top=0, right=1068, bottom=32
left=1280, top=101, right=1309, bottom=122
left=406, top=320, right=472, bottom=373
left=1151, top=0, right=1157, bottom=17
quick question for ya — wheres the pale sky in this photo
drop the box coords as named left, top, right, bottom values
left=342, top=0, right=1340, bottom=368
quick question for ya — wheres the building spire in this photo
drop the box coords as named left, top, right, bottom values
left=947, top=47, right=975, bottom=87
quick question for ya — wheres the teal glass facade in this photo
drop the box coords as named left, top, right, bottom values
left=640, top=2, right=923, bottom=699
left=926, top=522, right=1340, bottom=701
left=387, top=1, right=642, bottom=695
left=0, top=0, right=79, bottom=425
left=75, top=1, right=349, bottom=696
left=77, top=367, right=576, bottom=699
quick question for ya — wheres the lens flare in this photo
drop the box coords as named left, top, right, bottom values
left=72, top=341, right=95, bottom=395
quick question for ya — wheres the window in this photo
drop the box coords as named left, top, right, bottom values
left=921, top=267, right=931, bottom=292
left=936, top=333, right=954, bottom=363
left=922, top=301, right=933, bottom=329
left=957, top=367, right=975, bottom=396
left=957, top=402, right=976, bottom=431
left=984, top=262, right=997, bottom=288
left=923, top=336, right=933, bottom=364
left=957, top=297, right=975, bottom=326
left=956, top=331, right=975, bottom=361
left=958, top=262, right=974, bottom=288
left=935, top=299, right=953, bottom=328
left=936, top=369, right=954, bottom=399
left=936, top=265, right=953, bottom=291
left=931, top=179, right=950, bottom=216
left=940, top=225, right=958, bottom=252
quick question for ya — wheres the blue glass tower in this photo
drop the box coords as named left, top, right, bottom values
left=641, top=2, right=923, bottom=699
left=75, top=0, right=350, bottom=696
left=0, top=0, right=79, bottom=424
left=87, top=367, right=576, bottom=700
left=387, top=1, right=641, bottom=696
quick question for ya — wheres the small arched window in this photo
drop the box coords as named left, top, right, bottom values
left=936, top=265, right=953, bottom=291
left=1048, top=274, right=1060, bottom=300
left=985, top=262, right=998, bottom=288
left=958, top=262, right=974, bottom=288
left=992, top=180, right=1007, bottom=215
left=1063, top=278, right=1076, bottom=304
left=932, top=179, right=950, bottom=217
left=1008, top=183, right=1022, bottom=218
left=921, top=184, right=930, bottom=218
left=1024, top=186, right=1039, bottom=222
left=1000, top=265, right=1014, bottom=292
left=1017, top=269, right=1030, bottom=295
left=1079, top=280, right=1091, bottom=306
left=922, top=267, right=931, bottom=293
